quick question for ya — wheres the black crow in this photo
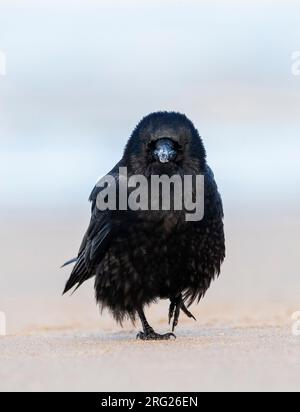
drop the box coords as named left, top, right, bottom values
left=63, top=112, right=225, bottom=340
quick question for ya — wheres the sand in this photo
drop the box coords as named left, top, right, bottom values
left=0, top=298, right=300, bottom=392
left=1, top=213, right=300, bottom=392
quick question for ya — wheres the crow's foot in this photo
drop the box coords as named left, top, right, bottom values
left=181, top=302, right=197, bottom=321
left=169, top=295, right=197, bottom=331
left=136, top=330, right=176, bottom=341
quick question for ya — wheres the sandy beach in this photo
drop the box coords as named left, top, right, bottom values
left=1, top=296, right=300, bottom=392
left=0, top=213, right=300, bottom=392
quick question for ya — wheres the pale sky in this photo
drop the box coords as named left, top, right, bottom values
left=0, top=0, right=299, bottom=209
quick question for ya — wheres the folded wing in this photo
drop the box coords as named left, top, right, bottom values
left=63, top=164, right=120, bottom=294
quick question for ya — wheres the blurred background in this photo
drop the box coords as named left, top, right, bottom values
left=0, top=0, right=299, bottom=334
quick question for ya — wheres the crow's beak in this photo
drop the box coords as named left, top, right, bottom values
left=153, top=138, right=177, bottom=163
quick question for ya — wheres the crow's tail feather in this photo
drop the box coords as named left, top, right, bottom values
left=61, top=258, right=78, bottom=268
left=62, top=254, right=94, bottom=295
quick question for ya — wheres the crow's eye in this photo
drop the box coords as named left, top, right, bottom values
left=147, top=141, right=157, bottom=151
left=173, top=141, right=182, bottom=152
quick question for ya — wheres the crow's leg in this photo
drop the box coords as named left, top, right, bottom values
left=171, top=295, right=181, bottom=332
left=169, top=294, right=197, bottom=331
left=168, top=300, right=176, bottom=324
left=137, top=309, right=176, bottom=341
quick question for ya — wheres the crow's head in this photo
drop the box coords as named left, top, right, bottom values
left=123, top=112, right=206, bottom=175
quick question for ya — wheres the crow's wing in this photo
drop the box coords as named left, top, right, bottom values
left=63, top=164, right=121, bottom=294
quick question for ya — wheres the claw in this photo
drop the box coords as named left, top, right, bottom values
left=137, top=331, right=176, bottom=341
left=181, top=302, right=197, bottom=321
left=168, top=295, right=197, bottom=332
